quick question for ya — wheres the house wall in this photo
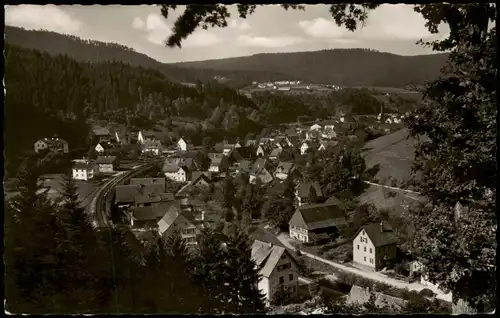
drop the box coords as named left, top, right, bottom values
left=353, top=230, right=376, bottom=270
left=73, top=168, right=90, bottom=181
left=300, top=144, right=308, bottom=155
left=95, top=145, right=104, bottom=153
left=99, top=163, right=114, bottom=173
left=178, top=140, right=187, bottom=151
left=34, top=141, right=47, bottom=153
left=267, top=252, right=299, bottom=303
left=256, top=148, right=265, bottom=157
left=275, top=172, right=288, bottom=180
left=289, top=226, right=309, bottom=243
left=209, top=165, right=220, bottom=173
left=164, top=170, right=187, bottom=182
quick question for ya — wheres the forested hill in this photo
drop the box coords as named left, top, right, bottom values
left=4, top=44, right=264, bottom=176
left=172, top=49, right=449, bottom=88
left=4, top=26, right=290, bottom=87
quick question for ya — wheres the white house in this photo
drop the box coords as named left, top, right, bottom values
left=177, top=137, right=187, bottom=152
left=310, top=123, right=322, bottom=131
left=137, top=131, right=145, bottom=144
left=94, top=142, right=112, bottom=154
left=34, top=138, right=69, bottom=154
left=142, top=140, right=162, bottom=155
left=352, top=222, right=398, bottom=271
left=251, top=240, right=299, bottom=305
left=164, top=165, right=189, bottom=182
left=300, top=141, right=317, bottom=155
left=95, top=156, right=118, bottom=173
left=72, top=161, right=97, bottom=181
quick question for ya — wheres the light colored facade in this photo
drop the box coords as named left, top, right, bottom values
left=251, top=241, right=299, bottom=305
left=177, top=138, right=187, bottom=152
left=310, top=124, right=322, bottom=131
left=72, top=162, right=96, bottom=181
left=158, top=206, right=204, bottom=247
left=95, top=143, right=105, bottom=153
left=34, top=138, right=69, bottom=154
left=164, top=167, right=188, bottom=182
left=300, top=142, right=309, bottom=155
left=352, top=223, right=398, bottom=271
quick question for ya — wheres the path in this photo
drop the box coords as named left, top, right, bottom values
left=276, top=233, right=452, bottom=303
left=361, top=180, right=422, bottom=195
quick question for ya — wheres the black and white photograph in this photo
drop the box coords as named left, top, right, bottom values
left=3, top=3, right=496, bottom=314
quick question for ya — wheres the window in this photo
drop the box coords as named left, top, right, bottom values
left=364, top=246, right=366, bottom=252
left=370, top=258, right=373, bottom=264
left=292, top=285, right=296, bottom=293
left=364, top=256, right=366, bottom=262
left=289, top=273, right=293, bottom=281
left=279, top=277, right=284, bottom=284
left=370, top=248, right=372, bottom=253
left=357, top=245, right=359, bottom=250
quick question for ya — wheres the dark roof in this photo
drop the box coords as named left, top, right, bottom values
left=275, top=162, right=295, bottom=175
left=92, top=127, right=111, bottom=136
left=96, top=156, right=117, bottom=164
left=291, top=202, right=347, bottom=230
left=297, top=182, right=323, bottom=198
left=133, top=203, right=171, bottom=221
left=191, top=172, right=213, bottom=184
left=356, top=222, right=397, bottom=247
left=129, top=178, right=165, bottom=186
left=115, top=183, right=165, bottom=204
left=356, top=222, right=398, bottom=247
left=208, top=153, right=225, bottom=166
left=325, top=195, right=346, bottom=210
left=270, top=148, right=282, bottom=157
left=73, top=161, right=95, bottom=170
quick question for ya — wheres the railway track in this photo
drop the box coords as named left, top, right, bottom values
left=92, top=159, right=163, bottom=228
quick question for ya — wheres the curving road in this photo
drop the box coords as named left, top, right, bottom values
left=89, top=159, right=163, bottom=228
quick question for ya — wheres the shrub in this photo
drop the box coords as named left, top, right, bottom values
left=419, top=288, right=435, bottom=298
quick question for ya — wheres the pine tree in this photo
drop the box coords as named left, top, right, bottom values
left=224, top=230, right=265, bottom=313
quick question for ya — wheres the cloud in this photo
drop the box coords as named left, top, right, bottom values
left=132, top=17, right=145, bottom=30
left=298, top=17, right=347, bottom=39
left=133, top=13, right=221, bottom=47
left=363, top=4, right=433, bottom=40
left=5, top=5, right=83, bottom=35
left=237, top=35, right=305, bottom=48
left=229, top=19, right=252, bottom=31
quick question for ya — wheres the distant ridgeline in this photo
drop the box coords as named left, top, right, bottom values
left=3, top=43, right=263, bottom=176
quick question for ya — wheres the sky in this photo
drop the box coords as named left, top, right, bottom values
left=5, top=4, right=451, bottom=63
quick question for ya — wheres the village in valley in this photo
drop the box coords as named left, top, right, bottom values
left=26, top=108, right=456, bottom=313
left=5, top=3, right=495, bottom=316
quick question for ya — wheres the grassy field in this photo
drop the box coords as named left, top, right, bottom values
left=362, top=128, right=419, bottom=186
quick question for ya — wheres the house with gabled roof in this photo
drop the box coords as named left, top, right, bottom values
left=142, top=139, right=163, bottom=155
left=164, top=165, right=190, bottom=182
left=95, top=141, right=113, bottom=154
left=177, top=137, right=188, bottom=152
left=208, top=153, right=229, bottom=173
left=251, top=240, right=299, bottom=305
left=34, top=137, right=69, bottom=154
left=129, top=201, right=175, bottom=229
left=300, top=140, right=319, bottom=155
left=95, top=156, right=118, bottom=173
left=114, top=183, right=166, bottom=208
left=92, top=126, right=112, bottom=143
left=310, top=123, right=322, bottom=131
left=274, top=162, right=301, bottom=181
left=72, top=160, right=98, bottom=181
left=191, top=171, right=213, bottom=186
left=352, top=221, right=398, bottom=271
left=288, top=202, right=347, bottom=244
left=256, top=144, right=271, bottom=157
left=129, top=177, right=166, bottom=188
left=318, top=140, right=339, bottom=151
left=295, top=182, right=323, bottom=206
left=157, top=204, right=206, bottom=247
left=249, top=158, right=273, bottom=184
